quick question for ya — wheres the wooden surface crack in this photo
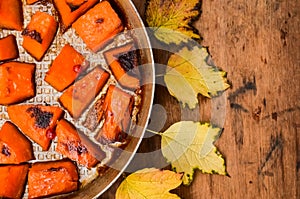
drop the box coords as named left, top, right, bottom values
left=258, top=134, right=284, bottom=176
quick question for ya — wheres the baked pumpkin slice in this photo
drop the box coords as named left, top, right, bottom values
left=72, top=1, right=124, bottom=52
left=0, top=0, right=23, bottom=30
left=28, top=159, right=79, bottom=198
left=7, top=105, right=64, bottom=151
left=95, top=85, right=133, bottom=143
left=45, top=44, right=88, bottom=92
left=0, top=164, right=29, bottom=199
left=59, top=66, right=110, bottom=119
left=0, top=35, right=19, bottom=61
left=0, top=61, right=35, bottom=105
left=53, top=0, right=98, bottom=31
left=56, top=119, right=103, bottom=168
left=0, top=121, right=34, bottom=164
left=104, top=42, right=140, bottom=90
left=22, top=11, right=58, bottom=61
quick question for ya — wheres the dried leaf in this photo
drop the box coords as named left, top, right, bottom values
left=159, top=121, right=226, bottom=185
left=146, top=0, right=200, bottom=44
left=165, top=46, right=230, bottom=109
left=116, top=168, right=182, bottom=199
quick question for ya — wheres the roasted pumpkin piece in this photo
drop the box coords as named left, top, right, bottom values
left=0, top=164, right=29, bottom=199
left=95, top=85, right=133, bottom=143
left=59, top=66, right=109, bottom=119
left=72, top=1, right=124, bottom=52
left=0, top=121, right=34, bottom=164
left=0, top=0, right=23, bottom=30
left=0, top=35, right=19, bottom=61
left=45, top=44, right=88, bottom=92
left=56, top=119, right=102, bottom=168
left=104, top=42, right=140, bottom=90
left=53, top=0, right=98, bottom=31
left=7, top=105, right=64, bottom=151
left=26, top=0, right=40, bottom=4
left=28, top=159, right=79, bottom=198
left=0, top=62, right=35, bottom=105
left=22, top=11, right=58, bottom=61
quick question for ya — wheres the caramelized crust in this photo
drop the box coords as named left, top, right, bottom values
left=104, top=42, right=140, bottom=90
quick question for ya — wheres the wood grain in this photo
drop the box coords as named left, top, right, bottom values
left=100, top=0, right=300, bottom=198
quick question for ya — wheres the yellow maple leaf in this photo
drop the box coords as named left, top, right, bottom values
left=165, top=46, right=230, bottom=109
left=116, top=168, right=182, bottom=199
left=146, top=0, right=200, bottom=44
left=159, top=121, right=226, bottom=185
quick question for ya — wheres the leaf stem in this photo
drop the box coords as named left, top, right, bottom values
left=146, top=129, right=160, bottom=135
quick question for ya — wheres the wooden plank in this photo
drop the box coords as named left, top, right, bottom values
left=100, top=0, right=300, bottom=198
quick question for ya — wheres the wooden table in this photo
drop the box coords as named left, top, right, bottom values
left=101, top=0, right=300, bottom=198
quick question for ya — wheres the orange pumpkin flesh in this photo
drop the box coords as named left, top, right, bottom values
left=28, top=159, right=79, bottom=198
left=0, top=164, right=29, bottom=199
left=59, top=66, right=110, bottom=119
left=72, top=1, right=124, bottom=52
left=0, top=121, right=34, bottom=164
left=95, top=85, right=133, bottom=143
left=22, top=11, right=58, bottom=61
left=56, top=119, right=102, bottom=168
left=45, top=44, right=88, bottom=92
left=0, top=34, right=19, bottom=61
left=0, top=61, right=35, bottom=105
left=53, top=0, right=98, bottom=31
left=0, top=0, right=23, bottom=30
left=104, top=42, right=140, bottom=90
left=7, top=105, right=64, bottom=151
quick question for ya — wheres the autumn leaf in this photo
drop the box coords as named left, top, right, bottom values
left=158, top=121, right=226, bottom=185
left=165, top=46, right=230, bottom=109
left=146, top=0, right=200, bottom=44
left=115, top=168, right=182, bottom=199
